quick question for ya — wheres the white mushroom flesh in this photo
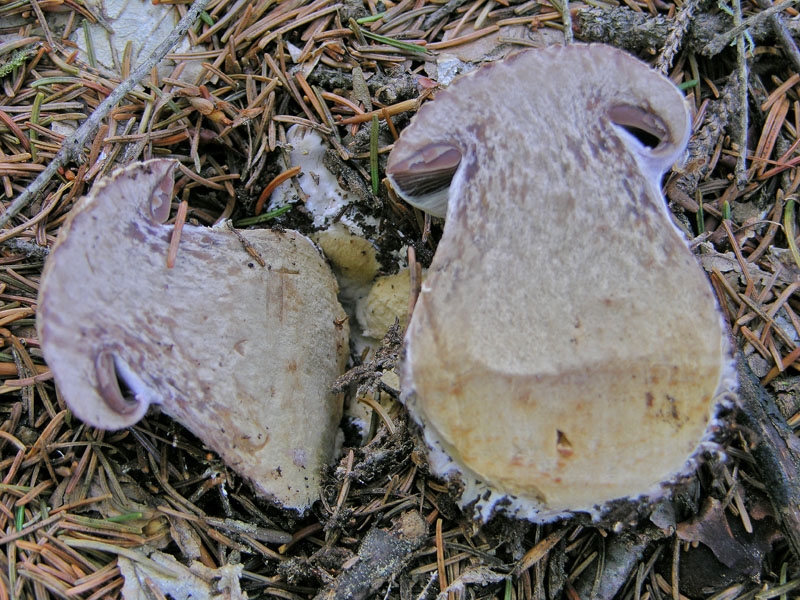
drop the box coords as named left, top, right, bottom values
left=386, top=44, right=736, bottom=521
left=37, top=159, right=350, bottom=511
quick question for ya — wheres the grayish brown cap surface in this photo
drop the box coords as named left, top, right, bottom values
left=387, top=44, right=736, bottom=521
left=37, top=159, right=350, bottom=511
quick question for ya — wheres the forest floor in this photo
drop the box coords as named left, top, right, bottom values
left=1, top=0, right=800, bottom=597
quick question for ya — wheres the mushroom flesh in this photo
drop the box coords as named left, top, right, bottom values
left=386, top=44, right=736, bottom=522
left=37, top=159, right=350, bottom=511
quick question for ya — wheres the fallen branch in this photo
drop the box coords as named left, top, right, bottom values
left=1, top=0, right=211, bottom=230
left=313, top=511, right=428, bottom=600
left=736, top=352, right=800, bottom=561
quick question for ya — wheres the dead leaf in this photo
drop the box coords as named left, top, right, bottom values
left=676, top=498, right=762, bottom=575
left=119, top=549, right=246, bottom=600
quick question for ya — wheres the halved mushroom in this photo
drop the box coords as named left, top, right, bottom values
left=387, top=44, right=736, bottom=522
left=37, top=159, right=349, bottom=511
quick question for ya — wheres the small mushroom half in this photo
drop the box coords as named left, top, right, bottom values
left=37, top=159, right=349, bottom=511
left=386, top=44, right=736, bottom=521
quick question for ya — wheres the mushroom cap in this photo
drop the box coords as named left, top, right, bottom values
left=37, top=159, right=349, bottom=511
left=387, top=44, right=735, bottom=521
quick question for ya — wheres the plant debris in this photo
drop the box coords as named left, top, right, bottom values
left=3, top=0, right=800, bottom=596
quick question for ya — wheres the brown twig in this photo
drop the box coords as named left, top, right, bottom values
left=655, top=0, right=699, bottom=73
left=2, top=0, right=211, bottom=230
left=733, top=0, right=750, bottom=189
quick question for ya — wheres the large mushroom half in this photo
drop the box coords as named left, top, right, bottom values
left=37, top=159, right=349, bottom=511
left=387, top=44, right=736, bottom=521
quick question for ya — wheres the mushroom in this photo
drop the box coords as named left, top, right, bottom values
left=386, top=44, right=736, bottom=522
left=37, top=159, right=349, bottom=511
left=356, top=269, right=424, bottom=339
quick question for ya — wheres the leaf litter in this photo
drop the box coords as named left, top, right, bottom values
left=1, top=0, right=800, bottom=597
